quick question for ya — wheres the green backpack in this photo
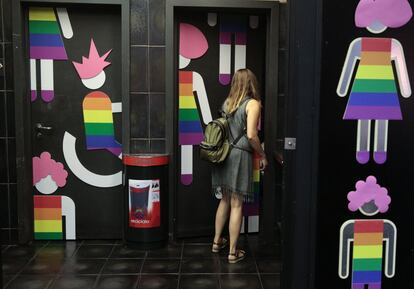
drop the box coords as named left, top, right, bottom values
left=199, top=100, right=249, bottom=164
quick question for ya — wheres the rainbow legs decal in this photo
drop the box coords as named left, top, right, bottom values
left=208, top=14, right=258, bottom=85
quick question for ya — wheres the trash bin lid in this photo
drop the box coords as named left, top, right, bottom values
left=123, top=154, right=169, bottom=167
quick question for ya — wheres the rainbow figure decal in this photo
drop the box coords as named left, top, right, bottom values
left=33, top=152, right=76, bottom=240
left=179, top=23, right=212, bottom=185
left=207, top=13, right=259, bottom=85
left=337, top=1, right=412, bottom=164
left=29, top=7, right=73, bottom=102
left=82, top=91, right=122, bottom=157
left=73, top=39, right=122, bottom=158
left=62, top=39, right=122, bottom=188
left=339, top=176, right=396, bottom=289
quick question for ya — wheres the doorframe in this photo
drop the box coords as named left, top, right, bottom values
left=166, top=0, right=279, bottom=238
left=12, top=0, right=130, bottom=243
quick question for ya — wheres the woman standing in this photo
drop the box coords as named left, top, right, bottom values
left=211, top=68, right=268, bottom=263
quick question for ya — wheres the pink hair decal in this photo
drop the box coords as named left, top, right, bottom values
left=72, top=39, right=112, bottom=79
left=179, top=23, right=208, bottom=59
left=355, top=0, right=412, bottom=29
left=347, top=176, right=391, bottom=213
left=33, top=152, right=68, bottom=187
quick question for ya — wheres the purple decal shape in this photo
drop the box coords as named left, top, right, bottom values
left=373, top=152, right=387, bottom=164
left=355, top=0, right=412, bottom=30
left=347, top=176, right=391, bottom=213
left=356, top=151, right=370, bottom=164
left=30, top=47, right=68, bottom=60
left=41, top=90, right=54, bottom=102
left=181, top=174, right=192, bottom=186
left=179, top=133, right=204, bottom=145
left=219, top=74, right=231, bottom=86
left=343, top=106, right=402, bottom=120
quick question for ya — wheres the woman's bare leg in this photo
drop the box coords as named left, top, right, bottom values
left=214, top=196, right=230, bottom=243
left=229, top=194, right=243, bottom=254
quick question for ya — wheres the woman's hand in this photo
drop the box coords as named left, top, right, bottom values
left=260, top=156, right=268, bottom=171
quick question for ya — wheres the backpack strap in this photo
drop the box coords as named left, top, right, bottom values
left=227, top=98, right=253, bottom=153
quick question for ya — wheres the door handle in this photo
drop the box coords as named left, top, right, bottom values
left=35, top=123, right=53, bottom=138
left=36, top=123, right=53, bottom=131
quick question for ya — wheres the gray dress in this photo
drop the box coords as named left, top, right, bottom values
left=212, top=98, right=253, bottom=201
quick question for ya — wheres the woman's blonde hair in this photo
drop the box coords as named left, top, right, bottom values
left=225, top=68, right=260, bottom=114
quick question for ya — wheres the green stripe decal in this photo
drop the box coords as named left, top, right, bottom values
left=179, top=109, right=200, bottom=121
left=352, top=79, right=397, bottom=93
left=34, top=232, right=63, bottom=240
left=29, top=21, right=60, bottom=34
left=84, top=123, right=114, bottom=135
left=352, top=258, right=383, bottom=271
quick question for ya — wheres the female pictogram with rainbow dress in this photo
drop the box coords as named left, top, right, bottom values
left=179, top=23, right=212, bottom=185
left=29, top=7, right=73, bottom=102
left=337, top=0, right=412, bottom=164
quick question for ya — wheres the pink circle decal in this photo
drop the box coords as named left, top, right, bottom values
left=33, top=152, right=68, bottom=187
left=355, top=0, right=412, bottom=29
left=347, top=176, right=391, bottom=213
left=179, top=23, right=208, bottom=59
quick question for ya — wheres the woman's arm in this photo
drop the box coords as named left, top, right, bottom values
left=246, top=99, right=268, bottom=170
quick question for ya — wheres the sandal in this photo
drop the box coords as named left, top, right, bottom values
left=211, top=237, right=228, bottom=253
left=228, top=249, right=245, bottom=264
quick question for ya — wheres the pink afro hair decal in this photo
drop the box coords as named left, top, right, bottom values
left=33, top=152, right=68, bottom=187
left=355, top=0, right=413, bottom=29
left=347, top=176, right=391, bottom=213
left=179, top=23, right=208, bottom=59
left=72, top=39, right=112, bottom=79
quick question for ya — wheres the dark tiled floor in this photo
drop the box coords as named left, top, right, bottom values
left=2, top=235, right=281, bottom=289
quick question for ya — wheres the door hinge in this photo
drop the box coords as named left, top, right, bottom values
left=284, top=138, right=296, bottom=150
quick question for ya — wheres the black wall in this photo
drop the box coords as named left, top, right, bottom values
left=0, top=0, right=17, bottom=244
left=317, top=1, right=414, bottom=288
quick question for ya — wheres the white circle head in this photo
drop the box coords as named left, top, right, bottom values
left=359, top=200, right=379, bottom=216
left=367, top=20, right=388, bottom=34
left=81, top=71, right=106, bottom=89
left=179, top=55, right=191, bottom=69
left=35, top=175, right=59, bottom=195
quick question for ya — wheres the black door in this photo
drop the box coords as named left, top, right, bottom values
left=175, top=9, right=268, bottom=237
left=28, top=4, right=122, bottom=239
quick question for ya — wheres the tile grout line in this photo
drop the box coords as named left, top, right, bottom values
left=175, top=242, right=184, bottom=289
left=253, top=246, right=265, bottom=289
left=90, top=243, right=118, bottom=289
left=135, top=245, right=148, bottom=289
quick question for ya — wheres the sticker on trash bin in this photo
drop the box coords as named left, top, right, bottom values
left=128, top=179, right=160, bottom=228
